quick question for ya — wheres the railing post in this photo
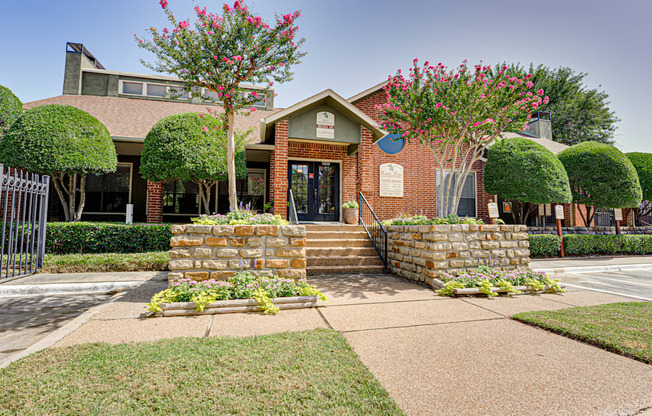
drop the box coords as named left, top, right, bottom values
left=358, top=192, right=362, bottom=225
left=36, top=175, right=50, bottom=268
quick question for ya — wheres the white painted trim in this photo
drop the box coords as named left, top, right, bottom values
left=112, top=136, right=144, bottom=143
left=119, top=79, right=190, bottom=100
left=288, top=158, right=343, bottom=222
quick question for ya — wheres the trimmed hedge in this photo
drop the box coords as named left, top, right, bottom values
left=530, top=233, right=652, bottom=257
left=45, top=222, right=172, bottom=254
left=529, top=234, right=562, bottom=257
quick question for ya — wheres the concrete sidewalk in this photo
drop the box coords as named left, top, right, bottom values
left=41, top=271, right=652, bottom=416
left=531, top=255, right=652, bottom=274
left=0, top=271, right=162, bottom=297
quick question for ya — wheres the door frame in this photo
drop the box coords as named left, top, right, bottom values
left=288, top=157, right=343, bottom=222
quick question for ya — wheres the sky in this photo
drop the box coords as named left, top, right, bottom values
left=1, top=0, right=650, bottom=152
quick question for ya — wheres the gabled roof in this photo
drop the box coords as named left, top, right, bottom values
left=348, top=81, right=388, bottom=104
left=23, top=95, right=281, bottom=145
left=260, top=89, right=387, bottom=143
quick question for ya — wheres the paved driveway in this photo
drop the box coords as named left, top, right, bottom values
left=555, top=269, right=652, bottom=301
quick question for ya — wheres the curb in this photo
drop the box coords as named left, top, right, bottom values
left=532, top=264, right=652, bottom=275
left=0, top=281, right=143, bottom=298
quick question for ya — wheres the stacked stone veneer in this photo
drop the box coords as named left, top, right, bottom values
left=387, top=224, right=530, bottom=286
left=168, top=224, right=306, bottom=283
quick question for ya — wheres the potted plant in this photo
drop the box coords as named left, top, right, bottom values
left=342, top=201, right=359, bottom=225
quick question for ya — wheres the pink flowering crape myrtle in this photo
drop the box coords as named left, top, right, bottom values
left=376, top=60, right=547, bottom=217
left=137, top=0, right=306, bottom=210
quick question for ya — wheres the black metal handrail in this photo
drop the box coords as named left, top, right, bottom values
left=359, top=192, right=387, bottom=273
left=288, top=189, right=299, bottom=225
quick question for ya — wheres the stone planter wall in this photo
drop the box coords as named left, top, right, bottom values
left=168, top=224, right=306, bottom=283
left=387, top=224, right=530, bottom=286
left=528, top=226, right=652, bottom=235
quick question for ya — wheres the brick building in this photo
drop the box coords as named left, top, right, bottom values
left=25, top=43, right=573, bottom=225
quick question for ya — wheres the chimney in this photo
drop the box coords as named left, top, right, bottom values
left=526, top=111, right=553, bottom=141
left=62, top=43, right=105, bottom=95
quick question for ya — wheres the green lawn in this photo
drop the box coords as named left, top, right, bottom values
left=513, top=302, right=652, bottom=364
left=42, top=251, right=169, bottom=273
left=0, top=329, right=403, bottom=415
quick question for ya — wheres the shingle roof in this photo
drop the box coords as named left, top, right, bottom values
left=499, top=132, right=569, bottom=154
left=23, top=95, right=281, bottom=145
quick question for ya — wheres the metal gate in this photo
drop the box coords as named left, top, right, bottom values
left=0, top=165, right=50, bottom=279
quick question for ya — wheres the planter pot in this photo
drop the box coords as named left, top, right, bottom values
left=155, top=296, right=318, bottom=317
left=343, top=208, right=359, bottom=225
left=432, top=278, right=564, bottom=297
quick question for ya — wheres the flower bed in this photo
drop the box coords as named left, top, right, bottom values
left=192, top=206, right=288, bottom=225
left=147, top=271, right=326, bottom=316
left=382, top=214, right=484, bottom=226
left=434, top=266, right=564, bottom=297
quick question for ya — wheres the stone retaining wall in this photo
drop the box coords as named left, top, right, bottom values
left=387, top=224, right=530, bottom=286
left=528, top=226, right=652, bottom=235
left=168, top=224, right=306, bottom=283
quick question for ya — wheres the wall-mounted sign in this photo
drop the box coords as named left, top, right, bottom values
left=316, top=111, right=335, bottom=139
left=614, top=208, right=623, bottom=221
left=545, top=204, right=552, bottom=216
left=377, top=134, right=405, bottom=155
left=555, top=205, right=565, bottom=220
left=503, top=201, right=512, bottom=213
left=379, top=163, right=404, bottom=197
left=488, top=203, right=499, bottom=219
left=538, top=204, right=545, bottom=217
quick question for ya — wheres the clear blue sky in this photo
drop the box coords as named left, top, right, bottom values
left=1, top=0, right=650, bottom=152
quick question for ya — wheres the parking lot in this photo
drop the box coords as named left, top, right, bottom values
left=556, top=268, right=652, bottom=301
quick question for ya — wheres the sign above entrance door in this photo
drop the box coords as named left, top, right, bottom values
left=316, top=112, right=335, bottom=139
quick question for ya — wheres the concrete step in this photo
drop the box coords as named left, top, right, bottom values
left=307, top=255, right=384, bottom=267
left=306, top=247, right=378, bottom=257
left=306, top=230, right=370, bottom=240
left=307, top=264, right=386, bottom=275
left=303, top=224, right=365, bottom=232
left=306, top=238, right=374, bottom=248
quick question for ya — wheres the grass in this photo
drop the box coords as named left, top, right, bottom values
left=513, top=302, right=652, bottom=364
left=41, top=251, right=169, bottom=273
left=0, top=328, right=403, bottom=415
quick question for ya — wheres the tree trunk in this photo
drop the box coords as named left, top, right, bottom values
left=226, top=110, right=237, bottom=211
left=51, top=176, right=71, bottom=222
left=51, top=173, right=87, bottom=222
left=73, top=174, right=87, bottom=222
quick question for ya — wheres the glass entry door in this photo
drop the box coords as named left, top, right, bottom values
left=288, top=161, right=339, bottom=222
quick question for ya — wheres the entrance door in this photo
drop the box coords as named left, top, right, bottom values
left=288, top=161, right=339, bottom=222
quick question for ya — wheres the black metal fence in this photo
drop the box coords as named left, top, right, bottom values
left=0, top=165, right=50, bottom=279
left=359, top=192, right=387, bottom=273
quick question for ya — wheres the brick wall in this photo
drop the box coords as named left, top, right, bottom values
left=387, top=224, right=530, bottom=286
left=146, top=181, right=163, bottom=223
left=272, top=120, right=289, bottom=218
left=168, top=224, right=307, bottom=283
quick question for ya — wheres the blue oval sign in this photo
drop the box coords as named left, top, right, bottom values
left=377, top=134, right=405, bottom=155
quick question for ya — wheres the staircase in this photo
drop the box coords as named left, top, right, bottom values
left=305, top=224, right=385, bottom=275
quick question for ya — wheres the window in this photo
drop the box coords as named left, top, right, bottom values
left=436, top=171, right=476, bottom=217
left=121, top=82, right=143, bottom=95
left=163, top=180, right=201, bottom=215
left=146, top=83, right=167, bottom=97
left=85, top=164, right=132, bottom=214
left=169, top=86, right=190, bottom=100
left=202, top=88, right=222, bottom=103
left=218, top=169, right=267, bottom=213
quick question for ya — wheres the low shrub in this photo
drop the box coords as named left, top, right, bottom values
left=192, top=209, right=288, bottom=225
left=147, top=271, right=327, bottom=314
left=382, top=214, right=483, bottom=226
left=342, top=201, right=359, bottom=209
left=437, top=266, right=564, bottom=297
left=46, top=222, right=172, bottom=254
left=43, top=251, right=169, bottom=273
left=529, top=234, right=562, bottom=257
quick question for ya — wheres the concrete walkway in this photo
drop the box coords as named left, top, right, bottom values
left=531, top=255, right=652, bottom=274
left=37, top=271, right=651, bottom=416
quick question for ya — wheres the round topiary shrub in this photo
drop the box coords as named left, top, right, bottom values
left=0, top=85, right=23, bottom=136
left=484, top=137, right=571, bottom=223
left=558, top=141, right=642, bottom=225
left=140, top=112, right=247, bottom=213
left=0, top=104, right=117, bottom=221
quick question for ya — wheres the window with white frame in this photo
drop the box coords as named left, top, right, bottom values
left=436, top=171, right=477, bottom=217
left=85, top=163, right=132, bottom=214
left=119, top=80, right=190, bottom=100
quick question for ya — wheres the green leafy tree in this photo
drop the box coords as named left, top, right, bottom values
left=0, top=85, right=23, bottom=137
left=498, top=64, right=619, bottom=145
left=136, top=0, right=305, bottom=210
left=558, top=142, right=641, bottom=226
left=484, top=138, right=571, bottom=224
left=141, top=112, right=247, bottom=214
left=0, top=104, right=117, bottom=221
left=378, top=60, right=546, bottom=216
left=626, top=152, right=652, bottom=225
